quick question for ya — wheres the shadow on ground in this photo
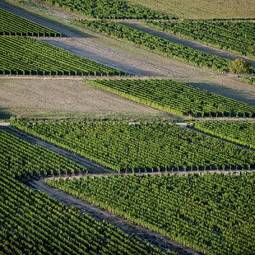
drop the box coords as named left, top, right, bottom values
left=0, top=108, right=12, bottom=120
left=189, top=82, right=255, bottom=106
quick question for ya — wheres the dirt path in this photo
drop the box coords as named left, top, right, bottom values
left=3, top=126, right=112, bottom=174
left=29, top=179, right=199, bottom=255
left=124, top=22, right=255, bottom=66
left=1, top=126, right=199, bottom=254
left=5, top=126, right=255, bottom=255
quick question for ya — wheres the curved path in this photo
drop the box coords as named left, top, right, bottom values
left=3, top=125, right=255, bottom=254
left=124, top=22, right=255, bottom=67
left=2, top=125, right=199, bottom=254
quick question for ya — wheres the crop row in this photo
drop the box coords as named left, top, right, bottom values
left=90, top=79, right=255, bottom=117
left=13, top=120, right=255, bottom=171
left=195, top=121, right=255, bottom=149
left=48, top=173, right=255, bottom=255
left=78, top=20, right=230, bottom=72
left=0, top=129, right=169, bottom=255
left=0, top=36, right=124, bottom=76
left=147, top=20, right=255, bottom=56
left=0, top=8, right=61, bottom=37
left=45, top=0, right=173, bottom=19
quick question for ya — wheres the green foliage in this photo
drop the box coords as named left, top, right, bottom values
left=78, top=20, right=230, bottom=72
left=91, top=79, right=255, bottom=117
left=229, top=59, right=251, bottom=74
left=48, top=173, right=255, bottom=255
left=0, top=36, right=124, bottom=76
left=45, top=0, right=173, bottom=19
left=195, top=121, right=255, bottom=149
left=244, top=76, right=255, bottom=85
left=13, top=120, right=255, bottom=171
left=0, top=8, right=61, bottom=37
left=147, top=20, right=255, bottom=56
left=0, top=129, right=169, bottom=255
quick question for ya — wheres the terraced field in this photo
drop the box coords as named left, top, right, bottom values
left=0, top=128, right=171, bottom=255
left=0, top=36, right=123, bottom=76
left=90, top=79, right=255, bottom=117
left=48, top=173, right=255, bottom=255
left=13, top=120, right=255, bottom=171
left=0, top=7, right=61, bottom=37
left=147, top=20, right=255, bottom=57
left=195, top=121, right=255, bottom=148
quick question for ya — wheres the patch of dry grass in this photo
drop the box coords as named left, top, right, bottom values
left=128, top=0, right=255, bottom=19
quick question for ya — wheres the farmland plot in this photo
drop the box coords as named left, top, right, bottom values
left=0, top=129, right=170, bottom=255
left=13, top=120, right=255, bottom=171
left=0, top=7, right=61, bottom=37
left=48, top=173, right=255, bottom=255
left=0, top=36, right=124, bottom=76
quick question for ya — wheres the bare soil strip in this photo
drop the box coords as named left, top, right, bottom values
left=0, top=0, right=88, bottom=37
left=29, top=179, right=199, bottom=255
left=2, top=125, right=198, bottom=254
left=2, top=126, right=111, bottom=174
left=123, top=22, right=255, bottom=66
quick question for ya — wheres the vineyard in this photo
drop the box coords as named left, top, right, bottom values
left=0, top=8, right=61, bottom=37
left=47, top=173, right=255, bottom=255
left=195, top=121, right=255, bottom=149
left=0, top=36, right=123, bottom=75
left=0, top=128, right=170, bottom=255
left=89, top=79, right=255, bottom=117
left=13, top=120, right=255, bottom=171
left=44, top=0, right=173, bottom=19
left=77, top=20, right=230, bottom=72
left=147, top=20, right=255, bottom=56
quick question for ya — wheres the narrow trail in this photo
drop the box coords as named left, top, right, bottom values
left=29, top=179, right=199, bottom=255
left=2, top=126, right=111, bottom=174
left=124, top=22, right=255, bottom=67
left=3, top=125, right=255, bottom=255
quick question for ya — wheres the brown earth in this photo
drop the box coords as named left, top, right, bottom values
left=0, top=78, right=172, bottom=119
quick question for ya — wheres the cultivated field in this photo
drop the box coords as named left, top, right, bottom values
left=1, top=0, right=255, bottom=254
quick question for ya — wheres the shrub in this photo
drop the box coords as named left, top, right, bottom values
left=229, top=58, right=251, bottom=74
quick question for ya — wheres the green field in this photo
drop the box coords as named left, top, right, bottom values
left=147, top=20, right=255, bottom=57
left=78, top=20, right=230, bottom=72
left=128, top=0, right=255, bottom=19
left=195, top=121, right=255, bottom=149
left=0, top=7, right=61, bottom=37
left=90, top=79, right=255, bottom=117
left=0, top=128, right=170, bottom=255
left=0, top=36, right=123, bottom=75
left=13, top=120, right=255, bottom=171
left=47, top=173, right=255, bottom=255
left=44, top=0, right=172, bottom=19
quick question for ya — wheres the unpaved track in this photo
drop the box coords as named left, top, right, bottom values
left=4, top=126, right=255, bottom=255
left=124, top=22, right=255, bottom=66
left=3, top=125, right=198, bottom=254
left=30, top=179, right=199, bottom=255
left=3, top=126, right=112, bottom=174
